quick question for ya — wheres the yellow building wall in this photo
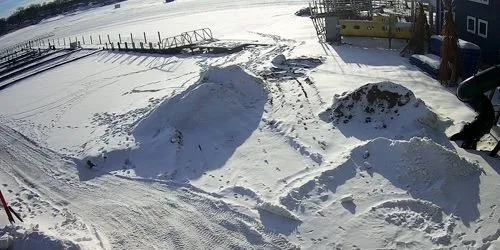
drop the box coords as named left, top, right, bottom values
left=339, top=15, right=411, bottom=39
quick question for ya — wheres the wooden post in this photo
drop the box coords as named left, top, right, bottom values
left=107, top=34, right=111, bottom=44
left=149, top=42, right=153, bottom=50
left=119, top=34, right=122, bottom=43
left=140, top=42, right=144, bottom=49
left=118, top=42, right=121, bottom=50
left=130, top=33, right=134, bottom=44
left=99, top=35, right=102, bottom=45
left=144, top=32, right=147, bottom=43
left=106, top=43, right=108, bottom=50
left=388, top=15, right=393, bottom=49
left=125, top=42, right=128, bottom=50
left=411, top=0, right=415, bottom=20
left=90, top=35, right=93, bottom=44
left=82, top=36, right=85, bottom=45
left=111, top=42, right=115, bottom=51
left=157, top=31, right=162, bottom=49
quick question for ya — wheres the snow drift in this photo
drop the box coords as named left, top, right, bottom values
left=0, top=226, right=79, bottom=250
left=280, top=137, right=482, bottom=248
left=320, top=82, right=452, bottom=143
left=82, top=65, right=268, bottom=180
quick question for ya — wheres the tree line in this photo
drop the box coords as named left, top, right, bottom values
left=0, top=0, right=125, bottom=36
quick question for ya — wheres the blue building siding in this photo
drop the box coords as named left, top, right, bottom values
left=455, top=0, right=500, bottom=65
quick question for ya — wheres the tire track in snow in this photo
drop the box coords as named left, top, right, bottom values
left=0, top=124, right=296, bottom=249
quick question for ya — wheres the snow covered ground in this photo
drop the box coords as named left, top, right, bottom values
left=1, top=0, right=499, bottom=249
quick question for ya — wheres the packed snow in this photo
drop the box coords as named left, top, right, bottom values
left=1, top=0, right=499, bottom=249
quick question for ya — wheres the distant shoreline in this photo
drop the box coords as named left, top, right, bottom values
left=0, top=0, right=125, bottom=38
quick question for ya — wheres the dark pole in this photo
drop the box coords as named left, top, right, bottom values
left=158, top=31, right=162, bottom=49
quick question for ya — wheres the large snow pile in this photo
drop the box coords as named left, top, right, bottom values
left=0, top=226, right=79, bottom=250
left=320, top=81, right=451, bottom=141
left=84, top=65, right=268, bottom=180
left=134, top=65, right=266, bottom=139
left=280, top=137, right=483, bottom=248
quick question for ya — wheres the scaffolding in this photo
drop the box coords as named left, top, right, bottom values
left=310, top=0, right=413, bottom=41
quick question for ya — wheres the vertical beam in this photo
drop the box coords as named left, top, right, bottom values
left=429, top=6, right=434, bottom=33
left=0, top=190, right=14, bottom=223
left=158, top=31, right=162, bottom=49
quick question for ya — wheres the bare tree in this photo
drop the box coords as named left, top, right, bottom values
left=438, top=0, right=460, bottom=86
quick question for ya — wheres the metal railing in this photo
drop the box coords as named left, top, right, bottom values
left=161, top=28, right=214, bottom=49
left=0, top=33, right=54, bottom=61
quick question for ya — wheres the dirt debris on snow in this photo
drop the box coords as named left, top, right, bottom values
left=263, top=54, right=323, bottom=82
left=320, top=81, right=415, bottom=125
left=319, top=81, right=453, bottom=143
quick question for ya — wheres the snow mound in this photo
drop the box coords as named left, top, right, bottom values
left=320, top=81, right=451, bottom=141
left=280, top=137, right=481, bottom=247
left=369, top=199, right=456, bottom=245
left=282, top=137, right=481, bottom=212
left=0, top=226, right=79, bottom=250
left=134, top=65, right=266, bottom=140
left=256, top=201, right=301, bottom=221
left=320, top=81, right=417, bottom=125
left=83, top=65, right=267, bottom=180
